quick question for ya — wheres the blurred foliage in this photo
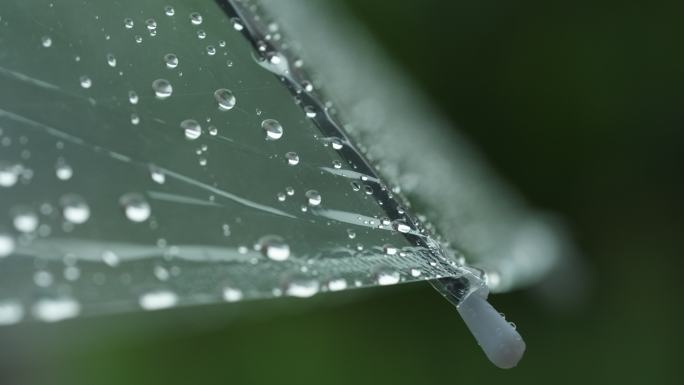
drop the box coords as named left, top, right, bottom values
left=0, top=0, right=681, bottom=384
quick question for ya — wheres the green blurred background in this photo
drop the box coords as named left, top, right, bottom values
left=1, top=0, right=681, bottom=384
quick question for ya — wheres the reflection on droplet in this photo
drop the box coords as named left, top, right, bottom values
left=60, top=194, right=90, bottom=224
left=181, top=119, right=201, bottom=140
left=32, top=297, right=80, bottom=322
left=152, top=78, right=172, bottom=99
left=139, top=290, right=178, bottom=310
left=164, top=53, right=178, bottom=68
left=285, top=151, right=299, bottom=166
left=119, top=193, right=151, bottom=222
left=305, top=190, right=321, bottom=206
left=261, top=119, right=283, bottom=140
left=189, top=12, right=203, bottom=25
left=214, top=88, right=236, bottom=110
left=258, top=235, right=290, bottom=261
left=41, top=36, right=52, bottom=48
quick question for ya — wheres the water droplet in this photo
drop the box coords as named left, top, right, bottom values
left=330, top=138, right=343, bottom=150
left=32, top=297, right=80, bottom=322
left=223, top=287, right=243, bottom=302
left=258, top=235, right=290, bottom=261
left=164, top=53, right=178, bottom=68
left=347, top=229, right=356, bottom=239
left=60, top=194, right=90, bottom=224
left=12, top=207, right=38, bottom=233
left=101, top=250, right=120, bottom=267
left=332, top=160, right=342, bottom=169
left=410, top=268, right=422, bottom=277
left=214, top=88, right=236, bottom=110
left=124, top=18, right=134, bottom=29
left=285, top=151, right=299, bottom=165
left=128, top=90, right=139, bottom=104
left=0, top=234, right=16, bottom=257
left=119, top=193, right=151, bottom=222
left=189, top=12, right=203, bottom=25
left=146, top=18, right=157, bottom=30
left=285, top=278, right=320, bottom=298
left=226, top=60, right=234, bottom=67
left=149, top=165, right=165, bottom=184
left=301, top=80, right=314, bottom=92
left=55, top=158, right=73, bottom=180
left=393, top=220, right=411, bottom=234
left=139, top=290, right=177, bottom=310
left=181, top=119, right=201, bottom=140
left=285, top=186, right=295, bottom=196
left=208, top=125, right=218, bottom=136
left=377, top=269, right=400, bottom=286
left=106, top=53, right=117, bottom=67
left=0, top=301, right=23, bottom=325
left=327, top=278, right=348, bottom=291
left=231, top=18, right=244, bottom=31
left=152, top=78, right=172, bottom=99
left=130, top=113, right=140, bottom=125
left=383, top=244, right=398, bottom=255
left=277, top=192, right=286, bottom=202
left=134, top=35, right=143, bottom=43
left=206, top=45, right=216, bottom=55
left=164, top=5, right=175, bottom=16
left=261, top=119, right=283, bottom=140
left=305, top=190, right=321, bottom=206
left=41, top=35, right=52, bottom=48
left=0, top=162, right=20, bottom=187
left=304, top=105, right=316, bottom=118
left=196, top=29, right=206, bottom=39
left=79, top=75, right=92, bottom=89
left=218, top=40, right=226, bottom=47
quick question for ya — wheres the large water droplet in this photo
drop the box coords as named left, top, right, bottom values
left=214, top=88, right=236, bottom=110
left=119, top=193, right=151, bottom=222
left=258, top=235, right=290, bottom=261
left=261, top=119, right=283, bottom=140
left=181, top=119, right=201, bottom=140
left=152, top=78, right=172, bottom=99
left=60, top=194, right=90, bottom=224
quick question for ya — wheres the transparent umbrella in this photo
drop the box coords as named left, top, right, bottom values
left=0, top=0, right=575, bottom=369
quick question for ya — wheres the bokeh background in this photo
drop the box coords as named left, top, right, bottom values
left=1, top=0, right=681, bottom=384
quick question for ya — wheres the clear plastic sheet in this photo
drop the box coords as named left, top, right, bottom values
left=0, top=0, right=485, bottom=325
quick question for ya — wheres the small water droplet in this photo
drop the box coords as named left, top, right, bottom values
left=12, top=207, right=38, bottom=233
left=328, top=278, right=348, bottom=291
left=102, top=250, right=120, bottom=267
left=383, top=244, right=398, bottom=255
left=285, top=278, right=320, bottom=298
left=231, top=17, right=244, bottom=31
left=214, top=88, right=236, bottom=110
left=206, top=45, right=216, bottom=55
left=285, top=151, right=299, bottom=166
left=196, top=29, right=206, bottom=39
left=0, top=234, right=15, bottom=258
left=128, top=90, right=139, bottom=104
left=261, top=119, right=283, bottom=140
left=60, top=194, right=90, bottom=224
left=106, top=53, right=117, bottom=67
left=55, top=159, right=73, bottom=180
left=32, top=297, right=80, bottom=322
left=347, top=229, right=356, bottom=239
left=330, top=138, right=343, bottom=150
left=393, top=220, right=411, bottom=234
left=149, top=165, right=165, bottom=184
left=258, top=235, right=290, bottom=261
left=304, top=105, right=316, bottom=118
left=181, top=119, right=201, bottom=140
left=41, top=35, right=52, bottom=48
left=189, top=12, right=203, bottom=25
left=119, top=193, right=151, bottom=222
left=164, top=5, right=175, bottom=16
left=79, top=75, right=92, bottom=89
left=332, top=160, right=342, bottom=169
left=0, top=162, right=20, bottom=187
left=0, top=301, right=23, bottom=325
left=223, top=287, right=243, bottom=302
left=305, top=190, right=321, bottom=206
left=164, top=53, right=178, bottom=68
left=152, top=78, right=172, bottom=99
left=124, top=18, right=134, bottom=29
left=377, top=269, right=401, bottom=286
left=139, top=290, right=177, bottom=310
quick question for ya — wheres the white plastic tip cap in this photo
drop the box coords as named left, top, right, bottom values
left=457, top=291, right=526, bottom=369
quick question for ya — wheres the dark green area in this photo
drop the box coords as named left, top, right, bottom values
left=1, top=0, right=681, bottom=384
